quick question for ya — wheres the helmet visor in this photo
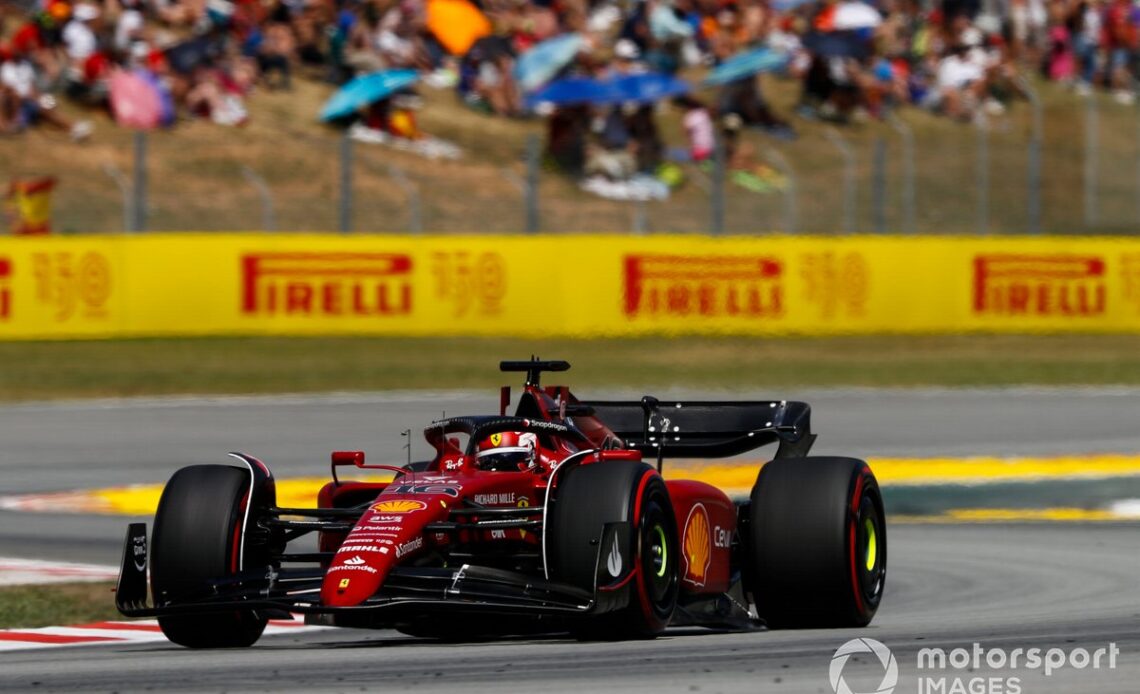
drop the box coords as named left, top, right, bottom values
left=476, top=448, right=532, bottom=471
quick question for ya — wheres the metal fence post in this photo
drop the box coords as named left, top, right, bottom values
left=1020, top=78, right=1043, bottom=234
left=1084, top=94, right=1098, bottom=229
left=888, top=115, right=916, bottom=234
left=711, top=137, right=726, bottom=235
left=524, top=134, right=539, bottom=233
left=102, top=163, right=132, bottom=232
left=976, top=110, right=989, bottom=235
left=823, top=127, right=856, bottom=234
left=1026, top=84, right=1044, bottom=233
left=240, top=166, right=276, bottom=232
left=632, top=199, right=648, bottom=234
left=765, top=148, right=796, bottom=233
left=388, top=165, right=423, bottom=234
left=339, top=129, right=353, bottom=233
left=132, top=131, right=148, bottom=232
left=872, top=138, right=886, bottom=233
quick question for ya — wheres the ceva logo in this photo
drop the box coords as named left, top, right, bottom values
left=830, top=638, right=898, bottom=694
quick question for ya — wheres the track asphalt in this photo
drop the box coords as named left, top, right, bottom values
left=0, top=388, right=1137, bottom=693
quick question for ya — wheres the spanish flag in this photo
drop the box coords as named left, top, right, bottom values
left=6, top=177, right=56, bottom=235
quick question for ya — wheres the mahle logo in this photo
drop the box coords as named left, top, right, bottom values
left=831, top=638, right=898, bottom=694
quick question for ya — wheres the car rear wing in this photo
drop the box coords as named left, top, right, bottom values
left=580, top=397, right=815, bottom=459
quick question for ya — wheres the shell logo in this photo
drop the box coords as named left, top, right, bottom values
left=371, top=499, right=428, bottom=513
left=682, top=503, right=711, bottom=587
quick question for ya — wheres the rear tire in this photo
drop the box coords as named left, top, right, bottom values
left=746, top=457, right=885, bottom=628
left=151, top=465, right=268, bottom=648
left=546, top=461, right=679, bottom=639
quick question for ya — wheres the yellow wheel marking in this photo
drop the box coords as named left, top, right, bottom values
left=864, top=518, right=877, bottom=571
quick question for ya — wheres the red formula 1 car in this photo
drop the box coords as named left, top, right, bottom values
left=115, top=359, right=886, bottom=647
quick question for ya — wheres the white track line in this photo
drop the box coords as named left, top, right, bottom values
left=0, top=618, right=328, bottom=652
left=0, top=557, right=119, bottom=586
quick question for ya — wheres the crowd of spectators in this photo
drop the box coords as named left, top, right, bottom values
left=1, top=0, right=1139, bottom=144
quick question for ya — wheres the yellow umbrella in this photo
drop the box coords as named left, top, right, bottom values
left=427, top=0, right=492, bottom=56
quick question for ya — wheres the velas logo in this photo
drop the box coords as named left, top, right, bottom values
left=681, top=503, right=711, bottom=587
left=241, top=253, right=413, bottom=317
left=606, top=535, right=622, bottom=577
left=623, top=255, right=783, bottom=319
left=830, top=638, right=898, bottom=694
left=973, top=254, right=1106, bottom=317
left=371, top=499, right=427, bottom=514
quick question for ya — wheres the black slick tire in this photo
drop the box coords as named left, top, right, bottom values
left=546, top=460, right=679, bottom=639
left=150, top=464, right=268, bottom=648
left=746, top=456, right=886, bottom=628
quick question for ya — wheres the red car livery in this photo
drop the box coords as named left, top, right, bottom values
left=116, top=359, right=886, bottom=647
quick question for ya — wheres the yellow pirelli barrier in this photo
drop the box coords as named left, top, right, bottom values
left=0, top=234, right=1139, bottom=339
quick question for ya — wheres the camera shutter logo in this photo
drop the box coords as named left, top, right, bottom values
left=830, top=638, right=898, bottom=694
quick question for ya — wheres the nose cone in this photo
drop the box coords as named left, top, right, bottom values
left=321, top=496, right=447, bottom=607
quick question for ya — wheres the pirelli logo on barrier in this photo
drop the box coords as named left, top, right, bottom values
left=241, top=253, right=413, bottom=317
left=623, top=255, right=783, bottom=318
left=0, top=258, right=10, bottom=320
left=973, top=254, right=1106, bottom=317
left=1123, top=254, right=1140, bottom=315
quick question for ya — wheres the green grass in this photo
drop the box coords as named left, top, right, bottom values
left=2, top=335, right=1140, bottom=401
left=0, top=582, right=119, bottom=629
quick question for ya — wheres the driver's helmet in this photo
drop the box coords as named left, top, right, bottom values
left=475, top=431, right=538, bottom=471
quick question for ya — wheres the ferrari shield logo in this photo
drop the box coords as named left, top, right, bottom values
left=490, top=433, right=502, bottom=446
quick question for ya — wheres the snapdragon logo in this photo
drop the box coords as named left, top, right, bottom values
left=831, top=638, right=899, bottom=694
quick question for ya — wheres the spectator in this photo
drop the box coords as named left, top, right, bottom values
left=1070, top=0, right=1103, bottom=95
left=647, top=0, right=695, bottom=74
left=0, top=45, right=93, bottom=139
left=931, top=30, right=987, bottom=119
left=674, top=94, right=714, bottom=162
left=1102, top=0, right=1136, bottom=103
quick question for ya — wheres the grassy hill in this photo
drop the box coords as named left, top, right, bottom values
left=3, top=73, right=1136, bottom=235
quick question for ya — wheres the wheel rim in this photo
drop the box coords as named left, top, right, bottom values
left=650, top=523, right=668, bottom=579
left=644, top=520, right=673, bottom=603
left=863, top=517, right=877, bottom=572
left=856, top=494, right=885, bottom=606
left=639, top=498, right=678, bottom=615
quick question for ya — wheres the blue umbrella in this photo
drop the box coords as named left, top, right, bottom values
left=803, top=30, right=872, bottom=59
left=609, top=72, right=691, bottom=103
left=514, top=33, right=585, bottom=92
left=703, top=47, right=789, bottom=86
left=772, top=0, right=815, bottom=10
left=320, top=69, right=420, bottom=121
left=525, top=77, right=620, bottom=108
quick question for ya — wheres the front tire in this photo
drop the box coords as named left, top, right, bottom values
left=546, top=461, right=679, bottom=639
left=151, top=464, right=268, bottom=648
left=746, top=456, right=886, bottom=628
